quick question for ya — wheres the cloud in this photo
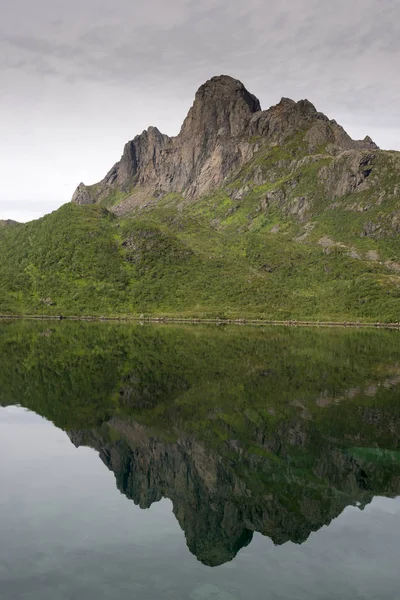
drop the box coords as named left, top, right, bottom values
left=2, top=1, right=398, bottom=88
left=1, top=0, right=399, bottom=112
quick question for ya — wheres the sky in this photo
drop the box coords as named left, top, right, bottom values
left=1, top=0, right=399, bottom=222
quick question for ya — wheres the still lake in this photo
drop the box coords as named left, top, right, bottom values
left=1, top=320, right=400, bottom=599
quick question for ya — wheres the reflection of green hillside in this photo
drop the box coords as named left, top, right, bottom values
left=1, top=320, right=400, bottom=565
left=1, top=320, right=399, bottom=437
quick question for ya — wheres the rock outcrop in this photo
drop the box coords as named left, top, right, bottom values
left=0, top=219, right=19, bottom=227
left=71, top=183, right=96, bottom=205
left=318, top=151, right=376, bottom=198
left=71, top=75, right=378, bottom=211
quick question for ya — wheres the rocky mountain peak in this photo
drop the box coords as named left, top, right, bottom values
left=179, top=75, right=261, bottom=139
left=71, top=74, right=379, bottom=210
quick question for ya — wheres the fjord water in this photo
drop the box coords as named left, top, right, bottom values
left=1, top=321, right=400, bottom=599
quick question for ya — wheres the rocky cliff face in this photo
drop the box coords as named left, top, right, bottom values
left=71, top=75, right=378, bottom=210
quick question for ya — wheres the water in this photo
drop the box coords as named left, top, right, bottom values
left=1, top=320, right=400, bottom=599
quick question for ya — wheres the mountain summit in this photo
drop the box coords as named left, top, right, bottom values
left=71, top=75, right=378, bottom=211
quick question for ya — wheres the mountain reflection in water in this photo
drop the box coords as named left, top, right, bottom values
left=1, top=320, right=400, bottom=567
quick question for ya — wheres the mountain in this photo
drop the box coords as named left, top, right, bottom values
left=71, top=75, right=379, bottom=210
left=0, top=75, right=399, bottom=320
left=1, top=320, right=400, bottom=566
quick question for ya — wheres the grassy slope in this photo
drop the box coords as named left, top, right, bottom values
left=0, top=134, right=399, bottom=321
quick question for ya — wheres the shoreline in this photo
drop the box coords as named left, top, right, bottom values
left=0, top=314, right=399, bottom=329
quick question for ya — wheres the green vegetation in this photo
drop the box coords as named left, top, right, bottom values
left=0, top=134, right=399, bottom=321
left=1, top=320, right=400, bottom=446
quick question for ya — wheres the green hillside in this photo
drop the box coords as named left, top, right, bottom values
left=1, top=149, right=400, bottom=321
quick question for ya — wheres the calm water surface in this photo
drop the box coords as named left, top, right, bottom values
left=1, top=321, right=400, bottom=599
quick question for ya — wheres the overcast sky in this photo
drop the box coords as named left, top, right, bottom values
left=1, top=0, right=399, bottom=222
